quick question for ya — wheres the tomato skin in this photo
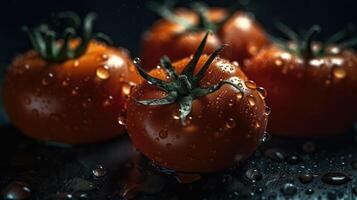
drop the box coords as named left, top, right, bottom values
left=127, top=55, right=268, bottom=173
left=244, top=45, right=357, bottom=137
left=3, top=40, right=141, bottom=144
left=141, top=8, right=268, bottom=69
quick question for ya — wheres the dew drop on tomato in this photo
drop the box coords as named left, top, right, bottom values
left=236, top=92, right=243, bottom=101
left=96, top=66, right=110, bottom=80
left=264, top=106, right=271, bottom=115
left=254, top=120, right=261, bottom=129
left=73, top=60, right=80, bottom=67
left=275, top=59, right=283, bottom=66
left=257, top=87, right=267, bottom=99
left=247, top=95, right=256, bottom=107
left=121, top=82, right=132, bottom=97
left=158, top=129, right=168, bottom=139
left=332, top=67, right=347, bottom=79
left=101, top=54, right=109, bottom=61
left=244, top=80, right=256, bottom=89
left=103, top=96, right=114, bottom=107
left=225, top=118, right=236, bottom=129
left=118, top=114, right=127, bottom=126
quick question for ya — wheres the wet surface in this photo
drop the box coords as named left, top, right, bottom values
left=0, top=125, right=356, bottom=200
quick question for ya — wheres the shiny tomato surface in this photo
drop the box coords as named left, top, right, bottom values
left=3, top=40, right=141, bottom=144
left=127, top=55, right=268, bottom=172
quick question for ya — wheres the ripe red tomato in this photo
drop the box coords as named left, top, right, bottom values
left=244, top=25, right=357, bottom=137
left=2, top=13, right=141, bottom=144
left=140, top=2, right=269, bottom=69
left=128, top=33, right=268, bottom=173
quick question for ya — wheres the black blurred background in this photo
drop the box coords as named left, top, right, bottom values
left=0, top=0, right=357, bottom=65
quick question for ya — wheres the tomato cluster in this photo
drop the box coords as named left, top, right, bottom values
left=2, top=1, right=357, bottom=174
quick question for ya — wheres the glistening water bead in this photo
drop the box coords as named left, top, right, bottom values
left=281, top=183, right=297, bottom=196
left=245, top=168, right=263, bottom=181
left=321, top=172, right=351, bottom=185
left=1, top=181, right=31, bottom=200
left=92, top=165, right=107, bottom=178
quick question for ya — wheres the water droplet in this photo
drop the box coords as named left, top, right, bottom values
left=236, top=92, right=243, bottom=101
left=62, top=78, right=70, bottom=87
left=159, top=129, right=168, bottom=139
left=175, top=173, right=201, bottom=183
left=96, top=66, right=110, bottom=80
left=254, top=121, right=261, bottom=129
left=225, top=118, right=236, bottom=129
left=101, top=54, right=109, bottom=60
left=122, top=82, right=133, bottom=97
left=298, top=174, right=314, bottom=184
left=133, top=57, right=141, bottom=65
left=71, top=87, right=80, bottom=95
left=256, top=87, right=267, bottom=99
left=245, top=80, right=256, bottom=89
left=103, top=96, right=114, bottom=107
left=286, top=154, right=301, bottom=165
left=275, top=59, right=283, bottom=66
left=232, top=61, right=239, bottom=67
left=245, top=168, right=262, bottom=182
left=118, top=114, right=127, bottom=126
left=321, top=172, right=351, bottom=185
left=92, top=165, right=106, bottom=178
left=302, top=141, right=316, bottom=153
left=73, top=60, right=79, bottom=67
left=24, top=64, right=30, bottom=70
left=1, top=181, right=31, bottom=200
left=281, top=183, right=297, bottom=196
left=333, top=67, right=346, bottom=79
left=261, top=132, right=270, bottom=142
left=265, top=148, right=285, bottom=161
left=305, top=188, right=314, bottom=195
left=264, top=106, right=271, bottom=115
left=247, top=95, right=256, bottom=107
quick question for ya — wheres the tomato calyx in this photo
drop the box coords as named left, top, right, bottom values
left=22, top=12, right=111, bottom=63
left=271, top=24, right=357, bottom=60
left=133, top=32, right=244, bottom=125
left=149, top=1, right=241, bottom=33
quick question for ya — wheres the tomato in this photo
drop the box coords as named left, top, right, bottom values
left=140, top=2, right=269, bottom=69
left=244, top=25, right=357, bottom=137
left=127, top=33, right=268, bottom=173
left=2, top=13, right=141, bottom=144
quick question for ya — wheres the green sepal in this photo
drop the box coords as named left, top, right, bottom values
left=133, top=32, right=243, bottom=125
left=23, top=12, right=111, bottom=63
